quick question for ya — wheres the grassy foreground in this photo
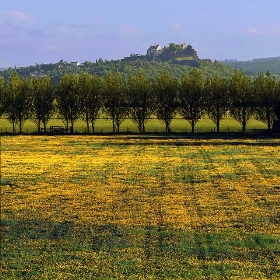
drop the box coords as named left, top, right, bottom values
left=1, top=136, right=280, bottom=279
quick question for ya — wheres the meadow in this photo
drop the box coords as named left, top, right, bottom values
left=0, top=115, right=267, bottom=134
left=1, top=135, right=280, bottom=279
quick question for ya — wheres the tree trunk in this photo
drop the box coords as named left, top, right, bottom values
left=165, top=122, right=169, bottom=133
left=191, top=119, right=195, bottom=133
left=19, top=119, right=23, bottom=133
left=266, top=107, right=271, bottom=130
left=141, top=110, right=145, bottom=134
left=112, top=117, right=115, bottom=132
left=242, top=107, right=246, bottom=134
left=37, top=120, right=41, bottom=134
left=43, top=121, right=47, bottom=134
left=216, top=114, right=220, bottom=133
left=86, top=112, right=89, bottom=133
left=91, top=122, right=95, bottom=134
left=70, top=120, right=74, bottom=133
left=117, top=120, right=120, bottom=133
left=138, top=119, right=142, bottom=133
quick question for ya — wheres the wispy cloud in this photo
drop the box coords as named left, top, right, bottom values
left=2, top=9, right=34, bottom=25
left=247, top=28, right=280, bottom=36
left=0, top=10, right=141, bottom=66
left=118, top=23, right=139, bottom=36
left=220, top=28, right=272, bottom=35
left=271, top=30, right=280, bottom=35
left=3, top=10, right=29, bottom=21
left=172, top=23, right=181, bottom=30
left=248, top=28, right=259, bottom=34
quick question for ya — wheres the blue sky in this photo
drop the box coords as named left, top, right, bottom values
left=0, top=0, right=279, bottom=67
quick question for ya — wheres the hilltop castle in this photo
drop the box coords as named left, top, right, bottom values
left=146, top=43, right=198, bottom=61
left=123, top=43, right=202, bottom=66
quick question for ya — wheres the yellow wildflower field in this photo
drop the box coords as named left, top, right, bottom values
left=1, top=136, right=280, bottom=279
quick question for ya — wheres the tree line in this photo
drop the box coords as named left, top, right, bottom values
left=1, top=69, right=280, bottom=134
left=221, top=59, right=280, bottom=77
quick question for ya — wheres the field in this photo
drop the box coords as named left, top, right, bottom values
left=0, top=115, right=267, bottom=134
left=1, top=135, right=280, bottom=279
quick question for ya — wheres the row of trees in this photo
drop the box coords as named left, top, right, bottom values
left=1, top=69, right=280, bottom=134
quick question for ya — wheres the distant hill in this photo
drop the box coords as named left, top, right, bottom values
left=252, top=57, right=280, bottom=63
left=0, top=42, right=237, bottom=83
left=0, top=68, right=7, bottom=71
left=220, top=57, right=280, bottom=76
left=0, top=59, right=235, bottom=83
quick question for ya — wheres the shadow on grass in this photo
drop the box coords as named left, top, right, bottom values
left=1, top=219, right=280, bottom=278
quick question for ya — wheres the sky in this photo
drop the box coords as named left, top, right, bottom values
left=0, top=0, right=279, bottom=68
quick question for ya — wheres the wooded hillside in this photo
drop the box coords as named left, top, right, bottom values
left=0, top=59, right=235, bottom=84
left=221, top=57, right=280, bottom=77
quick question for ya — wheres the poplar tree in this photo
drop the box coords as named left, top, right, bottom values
left=5, top=73, right=32, bottom=133
left=153, top=71, right=178, bottom=133
left=254, top=71, right=279, bottom=130
left=229, top=70, right=254, bottom=133
left=32, top=76, right=55, bottom=133
left=79, top=73, right=103, bottom=134
left=204, top=75, right=230, bottom=132
left=103, top=72, right=128, bottom=133
left=0, top=77, right=5, bottom=117
left=179, top=69, right=205, bottom=133
left=127, top=72, right=153, bottom=133
left=275, top=100, right=280, bottom=121
left=56, top=74, right=80, bottom=132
